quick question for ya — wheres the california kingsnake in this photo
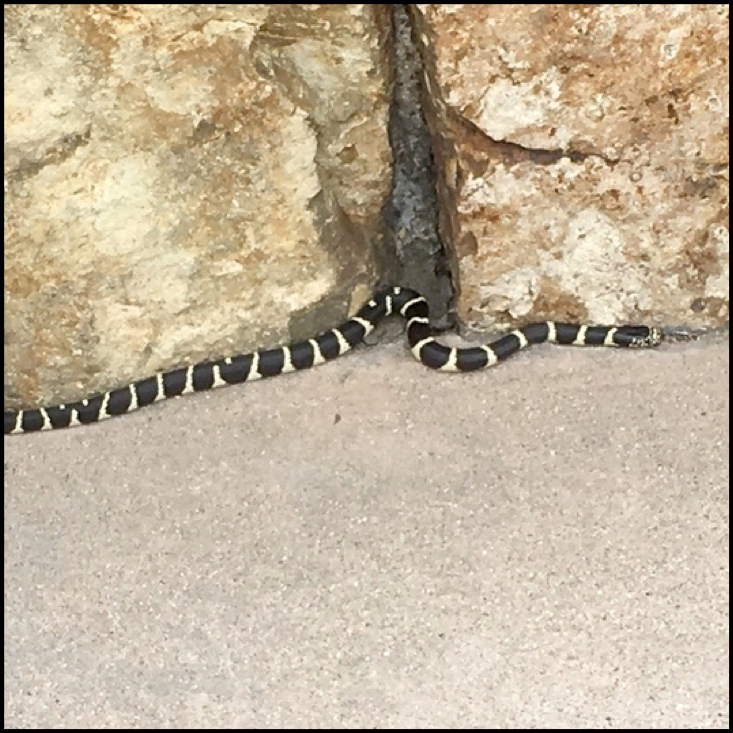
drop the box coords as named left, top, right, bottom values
left=3, top=286, right=663, bottom=435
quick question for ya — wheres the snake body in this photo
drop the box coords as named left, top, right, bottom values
left=3, top=286, right=662, bottom=435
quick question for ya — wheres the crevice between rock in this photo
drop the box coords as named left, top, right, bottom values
left=385, top=4, right=453, bottom=327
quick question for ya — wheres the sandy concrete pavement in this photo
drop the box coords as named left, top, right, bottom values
left=4, top=335, right=729, bottom=728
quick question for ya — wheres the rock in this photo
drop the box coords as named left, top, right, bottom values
left=412, top=4, right=729, bottom=330
left=4, top=4, right=393, bottom=408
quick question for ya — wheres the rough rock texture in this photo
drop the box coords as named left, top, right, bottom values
left=4, top=4, right=393, bottom=409
left=412, top=4, right=729, bottom=331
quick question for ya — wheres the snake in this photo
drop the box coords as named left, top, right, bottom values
left=3, top=286, right=663, bottom=435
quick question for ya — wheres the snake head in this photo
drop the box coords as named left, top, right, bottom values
left=618, top=325, right=664, bottom=348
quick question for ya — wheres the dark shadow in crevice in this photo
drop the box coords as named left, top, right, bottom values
left=384, top=4, right=453, bottom=327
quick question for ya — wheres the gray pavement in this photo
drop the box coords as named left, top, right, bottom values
left=4, top=335, right=729, bottom=728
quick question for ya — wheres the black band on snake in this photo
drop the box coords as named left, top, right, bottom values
left=3, top=286, right=663, bottom=435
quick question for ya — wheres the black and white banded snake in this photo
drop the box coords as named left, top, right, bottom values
left=3, top=286, right=663, bottom=435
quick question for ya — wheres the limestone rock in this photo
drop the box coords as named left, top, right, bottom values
left=4, top=4, right=393, bottom=409
left=413, top=4, right=729, bottom=330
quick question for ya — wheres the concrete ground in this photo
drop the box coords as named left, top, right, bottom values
left=4, top=334, right=729, bottom=728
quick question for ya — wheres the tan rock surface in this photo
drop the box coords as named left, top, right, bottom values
left=413, top=4, right=729, bottom=331
left=4, top=4, right=393, bottom=409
